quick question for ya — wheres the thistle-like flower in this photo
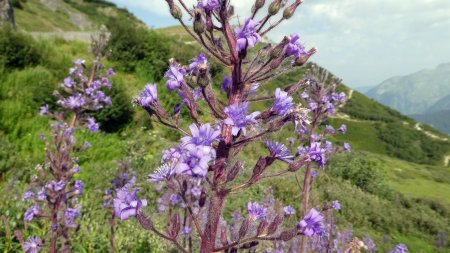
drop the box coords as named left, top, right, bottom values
left=224, top=102, right=260, bottom=136
left=235, top=18, right=261, bottom=54
left=265, top=139, right=294, bottom=163
left=139, top=83, right=158, bottom=107
left=23, top=236, right=40, bottom=253
left=272, top=88, right=294, bottom=116
left=297, top=208, right=324, bottom=237
left=247, top=201, right=268, bottom=221
left=164, top=63, right=186, bottom=91
left=148, top=163, right=175, bottom=183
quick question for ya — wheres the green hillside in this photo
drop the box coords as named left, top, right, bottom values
left=1, top=3, right=450, bottom=251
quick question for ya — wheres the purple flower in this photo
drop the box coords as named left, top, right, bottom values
left=338, top=124, right=347, bottom=134
left=148, top=163, right=175, bottom=183
left=59, top=94, right=85, bottom=109
left=389, top=244, right=408, bottom=253
left=189, top=53, right=208, bottom=74
left=308, top=142, right=327, bottom=167
left=170, top=194, right=182, bottom=205
left=331, top=200, right=341, bottom=210
left=191, top=186, right=202, bottom=197
left=39, top=104, right=49, bottom=116
left=74, top=59, right=85, bottom=66
left=325, top=141, right=333, bottom=153
left=235, top=18, right=261, bottom=54
left=108, top=68, right=115, bottom=76
left=221, top=76, right=232, bottom=94
left=113, top=186, right=147, bottom=221
left=23, top=236, right=40, bottom=253
left=272, top=88, right=293, bottom=116
left=139, top=83, right=158, bottom=107
left=87, top=117, right=99, bottom=133
left=181, top=123, right=220, bottom=146
left=325, top=125, right=335, bottom=134
left=174, top=145, right=216, bottom=178
left=265, top=139, right=294, bottom=163
left=224, top=102, right=260, bottom=136
left=84, top=141, right=91, bottom=149
left=197, top=0, right=220, bottom=11
left=332, top=92, right=346, bottom=103
left=162, top=147, right=182, bottom=163
left=63, top=77, right=75, bottom=88
left=164, top=63, right=186, bottom=91
left=249, top=82, right=260, bottom=95
left=311, top=170, right=318, bottom=178
left=309, top=102, right=318, bottom=111
left=284, top=34, right=306, bottom=57
left=24, top=205, right=41, bottom=222
left=74, top=180, right=83, bottom=195
left=247, top=201, right=268, bottom=221
left=283, top=205, right=295, bottom=216
left=65, top=206, right=81, bottom=227
left=37, top=188, right=46, bottom=201
left=297, top=208, right=324, bottom=237
left=22, top=191, right=34, bottom=201
left=363, top=236, right=376, bottom=252
left=343, top=142, right=351, bottom=152
left=182, top=226, right=193, bottom=236
left=45, top=180, right=66, bottom=192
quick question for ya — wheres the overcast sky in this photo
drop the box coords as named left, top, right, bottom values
left=109, top=0, right=450, bottom=88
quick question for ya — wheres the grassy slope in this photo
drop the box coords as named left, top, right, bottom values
left=13, top=0, right=143, bottom=32
left=1, top=23, right=450, bottom=252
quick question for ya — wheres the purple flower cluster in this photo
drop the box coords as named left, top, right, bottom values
left=235, top=18, right=261, bottom=54
left=272, top=88, right=294, bottom=116
left=247, top=201, right=268, bottom=221
left=197, top=0, right=220, bottom=11
left=224, top=102, right=260, bottom=136
left=298, top=142, right=331, bottom=167
left=113, top=179, right=147, bottom=221
left=23, top=236, right=40, bottom=253
left=138, top=83, right=158, bottom=107
left=165, top=63, right=186, bottom=91
left=297, top=208, right=324, bottom=237
left=389, top=244, right=408, bottom=253
left=265, top=139, right=294, bottom=163
left=189, top=53, right=208, bottom=74
left=284, top=34, right=307, bottom=58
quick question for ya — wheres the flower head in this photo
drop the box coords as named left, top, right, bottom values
left=108, top=68, right=115, bottom=76
left=113, top=185, right=147, bottom=221
left=272, top=88, right=294, bottom=116
left=197, top=0, right=220, bottom=11
left=284, top=34, right=306, bottom=57
left=389, top=244, right=408, bottom=253
left=224, top=102, right=260, bottom=136
left=235, top=18, right=261, bottom=54
left=297, top=208, right=324, bottom=237
left=39, top=104, right=49, bottom=116
left=174, top=145, right=216, bottom=178
left=331, top=200, right=341, bottom=210
left=308, top=142, right=327, bottom=167
left=148, top=163, right=175, bottom=183
left=139, top=83, right=158, bottom=107
left=59, top=93, right=85, bottom=109
left=221, top=76, right=232, bottom=94
left=343, top=142, right=351, bottom=152
left=265, top=139, right=294, bottom=163
left=24, top=205, right=41, bottom=222
left=74, top=180, right=83, bottom=195
left=181, top=123, right=220, bottom=146
left=65, top=205, right=81, bottom=227
left=164, top=63, right=186, bottom=91
left=87, top=117, right=99, bottom=133
left=189, top=53, right=208, bottom=74
left=247, top=201, right=268, bottom=221
left=283, top=205, right=296, bottom=216
left=22, top=191, right=34, bottom=201
left=338, top=124, right=347, bottom=134
left=23, top=236, right=40, bottom=253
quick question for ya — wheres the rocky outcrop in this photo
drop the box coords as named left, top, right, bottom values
left=0, top=0, right=16, bottom=30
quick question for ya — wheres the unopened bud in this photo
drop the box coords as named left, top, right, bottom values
left=268, top=0, right=281, bottom=16
left=194, top=9, right=205, bottom=34
left=280, top=229, right=297, bottom=241
left=197, top=64, right=210, bottom=87
left=254, top=0, right=265, bottom=10
left=283, top=3, right=298, bottom=19
left=227, top=161, right=242, bottom=182
left=199, top=190, right=206, bottom=207
left=293, top=47, right=317, bottom=67
left=239, top=218, right=250, bottom=239
left=270, top=57, right=284, bottom=69
left=270, top=36, right=290, bottom=59
left=170, top=4, right=183, bottom=19
left=228, top=5, right=235, bottom=16
left=256, top=220, right=268, bottom=236
left=267, top=215, right=283, bottom=235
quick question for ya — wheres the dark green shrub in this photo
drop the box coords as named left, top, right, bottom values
left=106, top=18, right=170, bottom=80
left=0, top=26, right=41, bottom=69
left=93, top=78, right=133, bottom=132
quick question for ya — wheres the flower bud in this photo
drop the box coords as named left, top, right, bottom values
left=270, top=57, right=284, bottom=69
left=136, top=212, right=154, bottom=230
left=270, top=36, right=290, bottom=59
left=197, top=64, right=210, bottom=87
left=170, top=213, right=181, bottom=238
left=254, top=0, right=265, bottom=10
left=268, top=0, right=281, bottom=16
left=256, top=219, right=268, bottom=236
left=280, top=229, right=297, bottom=241
left=170, top=4, right=183, bottom=19
left=199, top=190, right=207, bottom=207
left=283, top=3, right=298, bottom=19
left=227, top=161, right=242, bottom=182
left=267, top=215, right=283, bottom=235
left=238, top=218, right=250, bottom=239
left=293, top=47, right=317, bottom=67
left=194, top=9, right=205, bottom=34
left=228, top=5, right=235, bottom=16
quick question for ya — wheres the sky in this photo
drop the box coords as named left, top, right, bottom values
left=109, top=0, right=450, bottom=88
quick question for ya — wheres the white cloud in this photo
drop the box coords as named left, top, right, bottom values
left=109, top=0, right=450, bottom=87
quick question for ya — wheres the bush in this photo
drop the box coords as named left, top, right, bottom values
left=106, top=18, right=170, bottom=80
left=0, top=26, right=41, bottom=69
left=92, top=78, right=133, bottom=132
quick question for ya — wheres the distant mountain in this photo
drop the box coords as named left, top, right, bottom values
left=366, top=63, right=450, bottom=115
left=354, top=85, right=375, bottom=93
left=412, top=110, right=450, bottom=134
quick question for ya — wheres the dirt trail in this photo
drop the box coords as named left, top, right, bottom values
left=444, top=155, right=450, bottom=167
left=414, top=123, right=448, bottom=141
left=30, top=31, right=94, bottom=42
